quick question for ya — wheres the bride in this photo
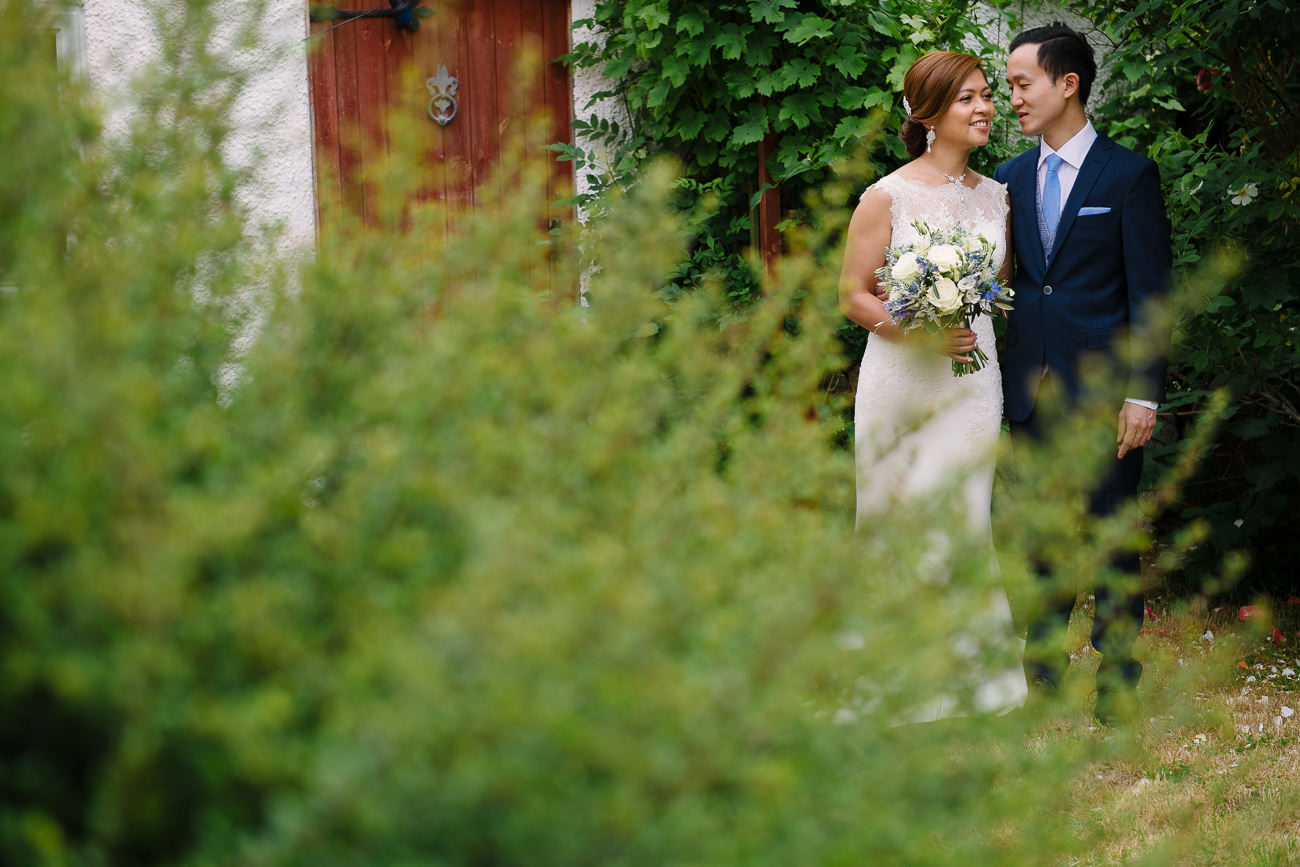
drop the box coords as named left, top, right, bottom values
left=839, top=51, right=1027, bottom=721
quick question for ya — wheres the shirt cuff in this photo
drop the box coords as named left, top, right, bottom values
left=1125, top=398, right=1159, bottom=411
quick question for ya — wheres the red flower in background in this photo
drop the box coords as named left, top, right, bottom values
left=1197, top=68, right=1225, bottom=92
left=1240, top=605, right=1264, bottom=620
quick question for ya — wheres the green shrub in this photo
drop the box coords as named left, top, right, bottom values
left=563, top=0, right=1022, bottom=314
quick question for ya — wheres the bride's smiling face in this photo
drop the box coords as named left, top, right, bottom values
left=932, top=69, right=994, bottom=149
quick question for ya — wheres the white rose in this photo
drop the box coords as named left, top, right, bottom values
left=957, top=276, right=979, bottom=300
left=891, top=251, right=922, bottom=281
left=962, top=233, right=985, bottom=253
left=928, top=244, right=962, bottom=275
left=929, top=277, right=962, bottom=313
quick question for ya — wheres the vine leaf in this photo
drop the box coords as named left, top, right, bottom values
left=676, top=10, right=708, bottom=37
left=779, top=92, right=821, bottom=129
left=777, top=58, right=820, bottom=89
left=714, top=23, right=752, bottom=60
left=731, top=104, right=770, bottom=146
left=636, top=3, right=671, bottom=30
left=829, top=45, right=867, bottom=78
left=750, top=0, right=797, bottom=25
left=783, top=13, right=833, bottom=45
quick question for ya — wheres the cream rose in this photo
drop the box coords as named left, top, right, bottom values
left=929, top=277, right=963, bottom=313
left=927, top=244, right=962, bottom=275
left=891, top=251, right=922, bottom=281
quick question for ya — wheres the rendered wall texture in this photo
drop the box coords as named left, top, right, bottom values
left=82, top=1, right=317, bottom=256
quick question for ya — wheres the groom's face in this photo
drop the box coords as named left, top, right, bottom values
left=1005, top=44, right=1069, bottom=137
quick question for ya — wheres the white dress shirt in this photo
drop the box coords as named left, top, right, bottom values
left=1037, top=121, right=1097, bottom=222
left=1038, top=121, right=1157, bottom=411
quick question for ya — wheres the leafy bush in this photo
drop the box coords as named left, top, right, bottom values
left=563, top=0, right=1022, bottom=312
left=1069, top=0, right=1300, bottom=594
left=0, top=3, right=1253, bottom=865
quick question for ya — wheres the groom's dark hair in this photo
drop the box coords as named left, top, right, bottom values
left=1009, top=23, right=1097, bottom=106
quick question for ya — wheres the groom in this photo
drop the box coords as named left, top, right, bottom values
left=993, top=23, right=1172, bottom=724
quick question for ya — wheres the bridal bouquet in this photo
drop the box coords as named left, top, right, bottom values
left=874, top=219, right=1015, bottom=376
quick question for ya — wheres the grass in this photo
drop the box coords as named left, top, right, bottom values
left=1038, top=598, right=1300, bottom=865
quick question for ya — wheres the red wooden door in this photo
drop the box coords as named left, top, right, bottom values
left=307, top=0, right=573, bottom=225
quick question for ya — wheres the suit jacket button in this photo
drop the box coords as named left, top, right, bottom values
left=1043, top=284, right=1054, bottom=295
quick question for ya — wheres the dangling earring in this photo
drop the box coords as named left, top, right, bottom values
left=926, top=126, right=936, bottom=153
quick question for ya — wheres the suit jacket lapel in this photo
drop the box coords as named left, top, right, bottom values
left=1014, top=146, right=1045, bottom=271
left=1047, top=136, right=1115, bottom=265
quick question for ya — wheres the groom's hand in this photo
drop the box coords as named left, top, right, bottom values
left=1116, top=402, right=1157, bottom=459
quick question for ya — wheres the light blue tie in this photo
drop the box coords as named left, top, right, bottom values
left=1039, top=153, right=1063, bottom=259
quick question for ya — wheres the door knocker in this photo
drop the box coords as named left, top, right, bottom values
left=427, top=65, right=459, bottom=127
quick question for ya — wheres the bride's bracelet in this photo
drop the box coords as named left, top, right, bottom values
left=870, top=318, right=892, bottom=334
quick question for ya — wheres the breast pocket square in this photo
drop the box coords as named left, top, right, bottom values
left=1078, top=206, right=1112, bottom=216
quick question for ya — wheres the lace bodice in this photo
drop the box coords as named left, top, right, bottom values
left=867, top=174, right=1010, bottom=274
left=854, top=171, right=1009, bottom=528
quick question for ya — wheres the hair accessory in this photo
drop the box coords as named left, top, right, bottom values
left=902, top=96, right=912, bottom=117
left=926, top=126, right=936, bottom=153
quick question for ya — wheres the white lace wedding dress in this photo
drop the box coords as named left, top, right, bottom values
left=854, top=173, right=1027, bottom=721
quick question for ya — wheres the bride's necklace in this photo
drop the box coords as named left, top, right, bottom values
left=923, top=157, right=968, bottom=187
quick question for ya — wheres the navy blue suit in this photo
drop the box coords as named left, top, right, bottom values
left=994, top=135, right=1172, bottom=420
left=994, top=135, right=1172, bottom=686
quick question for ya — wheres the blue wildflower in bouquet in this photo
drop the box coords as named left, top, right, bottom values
left=874, top=219, right=1015, bottom=376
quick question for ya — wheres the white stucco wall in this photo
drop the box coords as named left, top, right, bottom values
left=81, top=0, right=316, bottom=257
left=569, top=0, right=630, bottom=206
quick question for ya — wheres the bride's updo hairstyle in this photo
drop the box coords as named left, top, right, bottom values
left=900, top=51, right=987, bottom=158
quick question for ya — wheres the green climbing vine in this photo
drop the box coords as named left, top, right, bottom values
left=560, top=1, right=1015, bottom=305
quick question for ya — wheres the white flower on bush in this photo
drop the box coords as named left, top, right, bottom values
left=928, top=244, right=963, bottom=275
left=891, top=251, right=922, bottom=281
left=1228, top=182, right=1259, bottom=206
left=929, top=277, right=963, bottom=313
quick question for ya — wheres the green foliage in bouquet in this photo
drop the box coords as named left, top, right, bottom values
left=0, top=3, right=1263, bottom=866
left=1066, top=0, right=1300, bottom=595
left=561, top=0, right=1023, bottom=312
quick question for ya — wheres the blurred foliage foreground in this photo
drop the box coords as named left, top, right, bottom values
left=0, top=7, right=1279, bottom=867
